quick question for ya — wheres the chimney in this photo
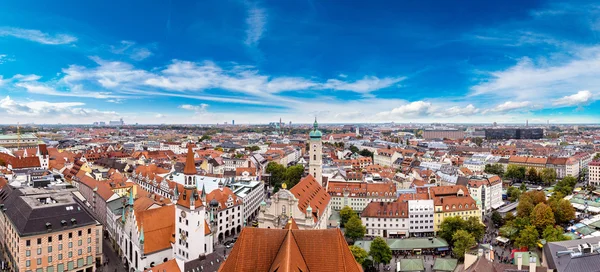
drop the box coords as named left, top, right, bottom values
left=517, top=255, right=523, bottom=270
left=529, top=256, right=536, bottom=272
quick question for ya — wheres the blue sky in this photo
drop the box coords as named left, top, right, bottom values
left=0, top=0, right=599, bottom=124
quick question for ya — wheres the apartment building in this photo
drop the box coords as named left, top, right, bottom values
left=0, top=186, right=102, bottom=272
left=327, top=181, right=397, bottom=211
left=590, top=161, right=600, bottom=186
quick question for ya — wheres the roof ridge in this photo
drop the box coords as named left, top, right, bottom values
left=288, top=230, right=310, bottom=272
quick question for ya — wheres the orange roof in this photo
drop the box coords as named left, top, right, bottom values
left=183, top=145, right=197, bottom=175
left=176, top=187, right=205, bottom=209
left=219, top=228, right=362, bottom=272
left=327, top=181, right=396, bottom=197
left=361, top=201, right=408, bottom=218
left=144, top=259, right=180, bottom=272
left=289, top=175, right=331, bottom=223
left=206, top=187, right=242, bottom=211
left=136, top=205, right=175, bottom=254
left=236, top=167, right=256, bottom=176
left=8, top=157, right=41, bottom=169
left=284, top=218, right=300, bottom=230
left=205, top=220, right=211, bottom=236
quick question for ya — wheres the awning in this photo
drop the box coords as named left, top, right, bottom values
left=496, top=236, right=510, bottom=243
left=491, top=202, right=505, bottom=209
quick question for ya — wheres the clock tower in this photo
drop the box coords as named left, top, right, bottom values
left=309, top=117, right=323, bottom=185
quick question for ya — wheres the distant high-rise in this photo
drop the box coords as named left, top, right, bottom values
left=526, top=120, right=528, bottom=127
left=232, top=120, right=235, bottom=126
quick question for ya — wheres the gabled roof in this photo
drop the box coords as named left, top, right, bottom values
left=219, top=228, right=362, bottom=272
left=135, top=205, right=175, bottom=254
left=289, top=175, right=331, bottom=223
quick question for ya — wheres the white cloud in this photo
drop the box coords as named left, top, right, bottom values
left=179, top=104, right=209, bottom=114
left=552, top=90, right=594, bottom=107
left=0, top=96, right=117, bottom=119
left=15, top=81, right=125, bottom=99
left=440, top=104, right=480, bottom=117
left=58, top=57, right=404, bottom=104
left=323, top=76, right=405, bottom=94
left=0, top=54, right=7, bottom=64
left=110, top=41, right=153, bottom=61
left=155, top=114, right=165, bottom=118
left=484, top=101, right=532, bottom=114
left=470, top=47, right=600, bottom=102
left=0, top=27, right=76, bottom=45
left=245, top=6, right=267, bottom=46
left=376, top=101, right=433, bottom=118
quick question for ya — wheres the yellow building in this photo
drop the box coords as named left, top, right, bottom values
left=430, top=185, right=481, bottom=231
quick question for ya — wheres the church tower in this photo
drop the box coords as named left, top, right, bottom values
left=309, top=118, right=323, bottom=184
left=183, top=144, right=197, bottom=189
left=174, top=143, right=212, bottom=266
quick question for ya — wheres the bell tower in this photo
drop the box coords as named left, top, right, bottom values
left=308, top=117, right=323, bottom=184
left=183, top=144, right=197, bottom=189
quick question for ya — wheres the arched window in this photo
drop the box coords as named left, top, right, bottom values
left=282, top=205, right=286, bottom=215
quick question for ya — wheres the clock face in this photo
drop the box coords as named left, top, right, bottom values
left=181, top=211, right=186, bottom=218
left=313, top=144, right=317, bottom=148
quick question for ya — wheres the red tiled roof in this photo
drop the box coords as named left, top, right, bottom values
left=289, top=175, right=331, bottom=223
left=361, top=201, right=408, bottom=218
left=183, top=145, right=197, bottom=175
left=219, top=228, right=362, bottom=272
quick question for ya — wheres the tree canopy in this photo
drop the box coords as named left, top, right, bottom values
left=349, top=245, right=369, bottom=265
left=340, top=206, right=355, bottom=227
left=484, top=164, right=505, bottom=177
left=452, top=230, right=476, bottom=259
left=369, top=237, right=392, bottom=268
left=507, top=186, right=522, bottom=202
left=515, top=225, right=539, bottom=249
left=438, top=216, right=485, bottom=245
left=527, top=168, right=540, bottom=183
left=349, top=145, right=359, bottom=154
left=345, top=216, right=366, bottom=241
left=531, top=203, right=555, bottom=231
left=541, top=168, right=557, bottom=186
left=266, top=162, right=305, bottom=190
left=554, top=176, right=577, bottom=196
left=505, top=164, right=526, bottom=181
left=542, top=225, right=571, bottom=242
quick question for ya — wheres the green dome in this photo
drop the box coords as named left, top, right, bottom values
left=309, top=130, right=322, bottom=139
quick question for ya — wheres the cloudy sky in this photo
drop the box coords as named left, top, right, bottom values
left=1, top=0, right=599, bottom=124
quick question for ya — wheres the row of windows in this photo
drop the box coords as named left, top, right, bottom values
left=25, top=229, right=92, bottom=247
left=25, top=238, right=90, bottom=256
left=25, top=255, right=92, bottom=270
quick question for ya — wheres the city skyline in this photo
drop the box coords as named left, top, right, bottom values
left=1, top=0, right=600, bottom=124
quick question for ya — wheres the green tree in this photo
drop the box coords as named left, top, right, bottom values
left=484, top=164, right=505, bottom=177
left=473, top=137, right=483, bottom=147
left=527, top=168, right=540, bottom=183
left=438, top=216, right=466, bottom=244
left=517, top=200, right=534, bottom=219
left=452, top=230, right=476, bottom=260
left=266, top=162, right=286, bottom=189
left=369, top=237, right=392, bottom=269
left=531, top=203, right=555, bottom=231
left=349, top=245, right=369, bottom=265
left=519, top=183, right=527, bottom=192
left=491, top=211, right=503, bottom=226
left=283, top=165, right=305, bottom=188
left=215, top=147, right=224, bottom=152
left=555, top=176, right=577, bottom=196
left=594, top=153, right=600, bottom=160
left=349, top=145, right=359, bottom=154
left=515, top=225, right=539, bottom=249
left=340, top=206, right=355, bottom=227
left=247, top=145, right=261, bottom=152
left=542, top=225, right=571, bottom=242
left=507, top=187, right=522, bottom=202
left=199, top=135, right=211, bottom=142
left=344, top=216, right=366, bottom=241
left=541, top=168, right=557, bottom=186
left=549, top=197, right=575, bottom=224
left=465, top=217, right=485, bottom=241
left=504, top=212, right=516, bottom=224
left=359, top=149, right=374, bottom=159
left=505, top=164, right=526, bottom=181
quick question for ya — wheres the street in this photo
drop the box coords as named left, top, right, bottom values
left=98, top=238, right=126, bottom=272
